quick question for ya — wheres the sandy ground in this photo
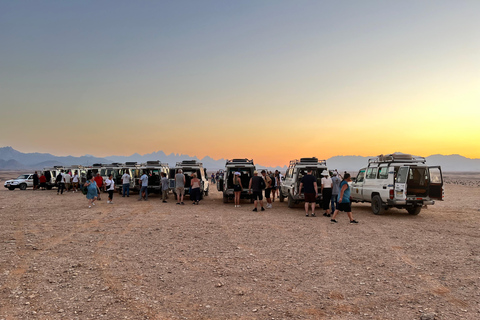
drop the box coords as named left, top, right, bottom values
left=0, top=171, right=479, bottom=320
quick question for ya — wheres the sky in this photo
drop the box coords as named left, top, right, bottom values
left=1, top=0, right=479, bottom=167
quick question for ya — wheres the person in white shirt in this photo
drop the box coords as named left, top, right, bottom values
left=121, top=170, right=131, bottom=197
left=105, top=174, right=115, bottom=204
left=64, top=172, right=71, bottom=192
left=72, top=171, right=79, bottom=192
left=321, top=170, right=333, bottom=217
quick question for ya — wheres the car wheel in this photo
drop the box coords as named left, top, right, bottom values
left=279, top=192, right=285, bottom=202
left=407, top=206, right=422, bottom=215
left=371, top=195, right=385, bottom=215
left=19, top=183, right=27, bottom=190
left=223, top=194, right=228, bottom=203
left=46, top=185, right=53, bottom=190
left=204, top=190, right=209, bottom=196
left=287, top=193, right=294, bottom=208
left=8, top=186, right=15, bottom=191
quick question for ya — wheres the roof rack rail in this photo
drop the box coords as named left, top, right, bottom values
left=226, top=159, right=254, bottom=165
left=368, top=153, right=426, bottom=164
left=125, top=162, right=138, bottom=166
left=289, top=158, right=327, bottom=166
left=176, top=160, right=202, bottom=167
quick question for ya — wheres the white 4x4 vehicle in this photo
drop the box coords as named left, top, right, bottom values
left=4, top=174, right=34, bottom=190
left=217, top=159, right=256, bottom=203
left=351, top=153, right=444, bottom=215
left=169, top=160, right=209, bottom=199
left=279, top=157, right=327, bottom=207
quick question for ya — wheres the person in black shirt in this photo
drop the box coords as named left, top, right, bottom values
left=298, top=169, right=318, bottom=217
left=33, top=171, right=39, bottom=190
left=249, top=171, right=265, bottom=212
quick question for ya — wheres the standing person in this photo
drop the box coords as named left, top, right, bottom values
left=105, top=174, right=115, bottom=204
left=72, top=171, right=79, bottom=192
left=233, top=171, right=243, bottom=208
left=138, top=171, right=149, bottom=201
left=175, top=169, right=186, bottom=205
left=160, top=172, right=169, bottom=203
left=56, top=170, right=65, bottom=195
left=190, top=173, right=201, bottom=205
left=331, top=173, right=358, bottom=224
left=33, top=171, right=39, bottom=190
left=39, top=173, right=47, bottom=190
left=64, top=171, right=71, bottom=192
left=271, top=171, right=279, bottom=201
left=94, top=173, right=103, bottom=200
left=121, top=170, right=131, bottom=197
left=248, top=171, right=265, bottom=212
left=211, top=173, right=216, bottom=184
left=321, top=170, right=333, bottom=217
left=331, top=171, right=341, bottom=214
left=84, top=176, right=98, bottom=208
left=261, top=170, right=273, bottom=209
left=298, top=169, right=318, bottom=217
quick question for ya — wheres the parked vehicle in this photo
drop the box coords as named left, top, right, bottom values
left=142, top=161, right=170, bottom=193
left=350, top=153, right=444, bottom=215
left=42, top=166, right=64, bottom=190
left=217, top=159, right=256, bottom=203
left=279, top=157, right=327, bottom=207
left=4, top=173, right=34, bottom=190
left=169, top=160, right=209, bottom=199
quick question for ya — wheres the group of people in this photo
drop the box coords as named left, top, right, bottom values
left=300, top=169, right=358, bottom=224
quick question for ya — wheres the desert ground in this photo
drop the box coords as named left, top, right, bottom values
left=0, top=171, right=479, bottom=320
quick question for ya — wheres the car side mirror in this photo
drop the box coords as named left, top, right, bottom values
left=351, top=178, right=356, bottom=183
left=281, top=177, right=285, bottom=181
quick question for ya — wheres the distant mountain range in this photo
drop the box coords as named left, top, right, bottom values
left=0, top=146, right=479, bottom=172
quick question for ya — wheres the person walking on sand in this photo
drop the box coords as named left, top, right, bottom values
left=321, top=170, right=333, bottom=217
left=233, top=171, right=243, bottom=207
left=262, top=170, right=273, bottom=209
left=190, top=173, right=201, bottom=205
left=138, top=171, right=149, bottom=201
left=84, top=176, right=98, bottom=208
left=121, top=170, right=131, bottom=197
left=298, top=169, right=317, bottom=217
left=175, top=169, right=186, bottom=205
left=249, top=171, right=265, bottom=212
left=105, top=174, right=115, bottom=204
left=331, top=171, right=341, bottom=213
left=161, top=172, right=169, bottom=203
left=331, top=173, right=358, bottom=224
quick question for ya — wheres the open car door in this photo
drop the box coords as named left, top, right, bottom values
left=428, top=166, right=444, bottom=200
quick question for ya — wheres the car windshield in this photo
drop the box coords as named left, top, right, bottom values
left=17, top=174, right=29, bottom=179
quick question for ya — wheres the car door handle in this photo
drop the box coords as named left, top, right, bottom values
left=383, top=186, right=387, bottom=189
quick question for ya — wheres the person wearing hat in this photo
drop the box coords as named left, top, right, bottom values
left=321, top=170, right=333, bottom=217
left=331, top=170, right=341, bottom=213
left=248, top=170, right=265, bottom=212
left=233, top=171, right=243, bottom=207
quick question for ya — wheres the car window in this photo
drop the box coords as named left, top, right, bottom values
left=366, top=167, right=378, bottom=179
left=356, top=169, right=365, bottom=183
left=377, top=167, right=388, bottom=179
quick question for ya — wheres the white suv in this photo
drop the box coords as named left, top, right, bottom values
left=351, top=153, right=444, bottom=215
left=4, top=174, right=34, bottom=190
left=279, top=157, right=327, bottom=207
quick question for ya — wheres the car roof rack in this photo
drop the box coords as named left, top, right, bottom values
left=125, top=162, right=138, bottom=166
left=368, top=153, right=426, bottom=164
left=176, top=160, right=202, bottom=167
left=226, top=159, right=254, bottom=165
left=289, top=158, right=327, bottom=166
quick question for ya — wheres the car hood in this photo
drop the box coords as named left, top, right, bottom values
left=4, top=179, right=24, bottom=184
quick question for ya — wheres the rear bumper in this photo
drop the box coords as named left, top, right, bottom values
left=387, top=199, right=435, bottom=206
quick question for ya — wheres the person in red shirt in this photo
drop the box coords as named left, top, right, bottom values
left=94, top=173, right=104, bottom=200
left=39, top=173, right=47, bottom=190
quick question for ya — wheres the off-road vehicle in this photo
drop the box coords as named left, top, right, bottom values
left=279, top=157, right=327, bottom=208
left=217, top=159, right=256, bottom=203
left=4, top=173, right=34, bottom=190
left=350, top=153, right=444, bottom=215
left=169, top=160, right=209, bottom=199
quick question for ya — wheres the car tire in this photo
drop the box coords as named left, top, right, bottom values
left=279, top=192, right=285, bottom=202
left=407, top=206, right=422, bottom=215
left=46, top=185, right=53, bottom=190
left=204, top=190, right=209, bottom=196
left=19, top=183, right=27, bottom=190
left=371, top=195, right=385, bottom=215
left=8, top=186, right=15, bottom=191
left=223, top=194, right=228, bottom=203
left=288, top=193, right=294, bottom=208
